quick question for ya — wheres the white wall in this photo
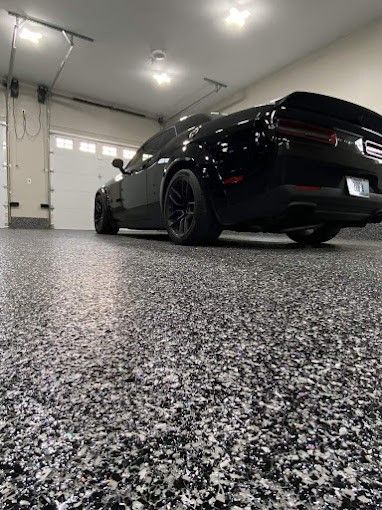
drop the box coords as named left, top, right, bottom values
left=1, top=84, right=158, bottom=225
left=0, top=124, right=7, bottom=228
left=0, top=93, right=7, bottom=227
left=212, top=18, right=382, bottom=116
left=0, top=91, right=5, bottom=122
left=7, top=84, right=49, bottom=220
left=50, top=96, right=158, bottom=147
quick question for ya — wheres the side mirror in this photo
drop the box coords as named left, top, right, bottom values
left=112, top=158, right=125, bottom=173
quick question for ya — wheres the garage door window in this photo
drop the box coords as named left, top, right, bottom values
left=56, top=137, right=73, bottom=150
left=123, top=148, right=137, bottom=162
left=80, top=141, right=96, bottom=153
left=102, top=146, right=117, bottom=157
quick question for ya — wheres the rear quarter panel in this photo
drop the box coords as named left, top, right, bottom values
left=162, top=107, right=277, bottom=225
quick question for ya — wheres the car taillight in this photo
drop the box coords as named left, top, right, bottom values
left=277, top=118, right=338, bottom=146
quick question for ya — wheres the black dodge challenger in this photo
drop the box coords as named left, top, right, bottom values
left=94, top=92, right=382, bottom=245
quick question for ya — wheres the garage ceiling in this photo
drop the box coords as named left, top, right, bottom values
left=1, top=0, right=382, bottom=119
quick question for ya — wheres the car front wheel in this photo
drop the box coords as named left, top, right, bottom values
left=164, top=169, right=222, bottom=245
left=287, top=225, right=341, bottom=245
left=94, top=193, right=119, bottom=235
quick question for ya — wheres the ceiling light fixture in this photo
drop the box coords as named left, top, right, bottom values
left=20, top=27, right=43, bottom=44
left=225, top=7, right=251, bottom=28
left=151, top=49, right=167, bottom=63
left=153, top=72, right=171, bottom=86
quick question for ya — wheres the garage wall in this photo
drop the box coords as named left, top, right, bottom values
left=1, top=83, right=159, bottom=228
left=7, top=84, right=49, bottom=225
left=212, top=18, right=382, bottom=115
left=0, top=123, right=7, bottom=228
left=0, top=91, right=5, bottom=122
left=50, top=96, right=158, bottom=148
left=0, top=92, right=7, bottom=228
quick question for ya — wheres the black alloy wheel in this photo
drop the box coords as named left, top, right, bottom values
left=166, top=177, right=196, bottom=237
left=94, top=197, right=103, bottom=225
left=164, top=169, right=222, bottom=245
left=94, top=194, right=119, bottom=235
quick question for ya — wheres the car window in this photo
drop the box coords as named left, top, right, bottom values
left=142, top=128, right=176, bottom=163
left=127, top=148, right=144, bottom=169
left=159, top=127, right=177, bottom=147
left=145, top=128, right=175, bottom=152
left=125, top=127, right=176, bottom=171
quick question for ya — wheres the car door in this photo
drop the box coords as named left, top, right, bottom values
left=145, top=127, right=177, bottom=228
left=115, top=147, right=149, bottom=228
left=117, top=132, right=170, bottom=228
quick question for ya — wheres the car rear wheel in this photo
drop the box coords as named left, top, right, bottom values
left=94, top=193, right=119, bottom=235
left=164, top=169, right=222, bottom=245
left=287, top=225, right=341, bottom=245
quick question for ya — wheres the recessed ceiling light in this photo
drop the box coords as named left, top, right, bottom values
left=225, top=7, right=251, bottom=28
left=153, top=72, right=171, bottom=86
left=20, top=27, right=43, bottom=44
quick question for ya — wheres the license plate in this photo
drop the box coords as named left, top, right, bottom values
left=346, top=177, right=370, bottom=198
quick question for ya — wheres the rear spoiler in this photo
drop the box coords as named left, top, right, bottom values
left=278, top=92, right=382, bottom=135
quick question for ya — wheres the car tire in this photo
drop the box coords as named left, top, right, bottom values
left=94, top=193, right=119, bottom=235
left=287, top=225, right=341, bottom=245
left=164, top=169, right=222, bottom=245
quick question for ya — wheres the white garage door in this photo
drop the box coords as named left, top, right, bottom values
left=0, top=124, right=8, bottom=228
left=50, top=134, right=137, bottom=230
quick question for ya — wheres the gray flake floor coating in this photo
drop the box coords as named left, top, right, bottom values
left=0, top=229, right=381, bottom=510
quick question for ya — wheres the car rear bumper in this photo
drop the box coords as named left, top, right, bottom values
left=222, top=185, right=382, bottom=228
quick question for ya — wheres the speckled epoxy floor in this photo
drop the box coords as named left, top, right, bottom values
left=0, top=229, right=381, bottom=510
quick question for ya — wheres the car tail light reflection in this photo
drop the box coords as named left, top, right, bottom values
left=295, top=185, right=321, bottom=192
left=277, top=118, right=338, bottom=147
left=223, top=175, right=245, bottom=185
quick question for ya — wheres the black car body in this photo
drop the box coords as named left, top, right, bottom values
left=95, top=91, right=382, bottom=244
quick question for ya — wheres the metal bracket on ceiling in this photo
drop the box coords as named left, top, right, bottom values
left=203, top=77, right=227, bottom=93
left=50, top=31, right=75, bottom=93
left=6, top=15, right=24, bottom=93
left=7, top=11, right=94, bottom=42
left=164, top=77, right=228, bottom=126
left=6, top=11, right=94, bottom=95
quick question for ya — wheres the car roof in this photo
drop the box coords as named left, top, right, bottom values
left=173, top=113, right=213, bottom=135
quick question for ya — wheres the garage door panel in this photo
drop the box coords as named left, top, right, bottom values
left=52, top=152, right=99, bottom=176
left=50, top=135, right=128, bottom=230
left=52, top=191, right=95, bottom=223
left=100, top=166, right=120, bottom=184
left=52, top=208, right=95, bottom=230
left=53, top=191, right=95, bottom=206
left=98, top=157, right=120, bottom=184
left=53, top=174, right=100, bottom=191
